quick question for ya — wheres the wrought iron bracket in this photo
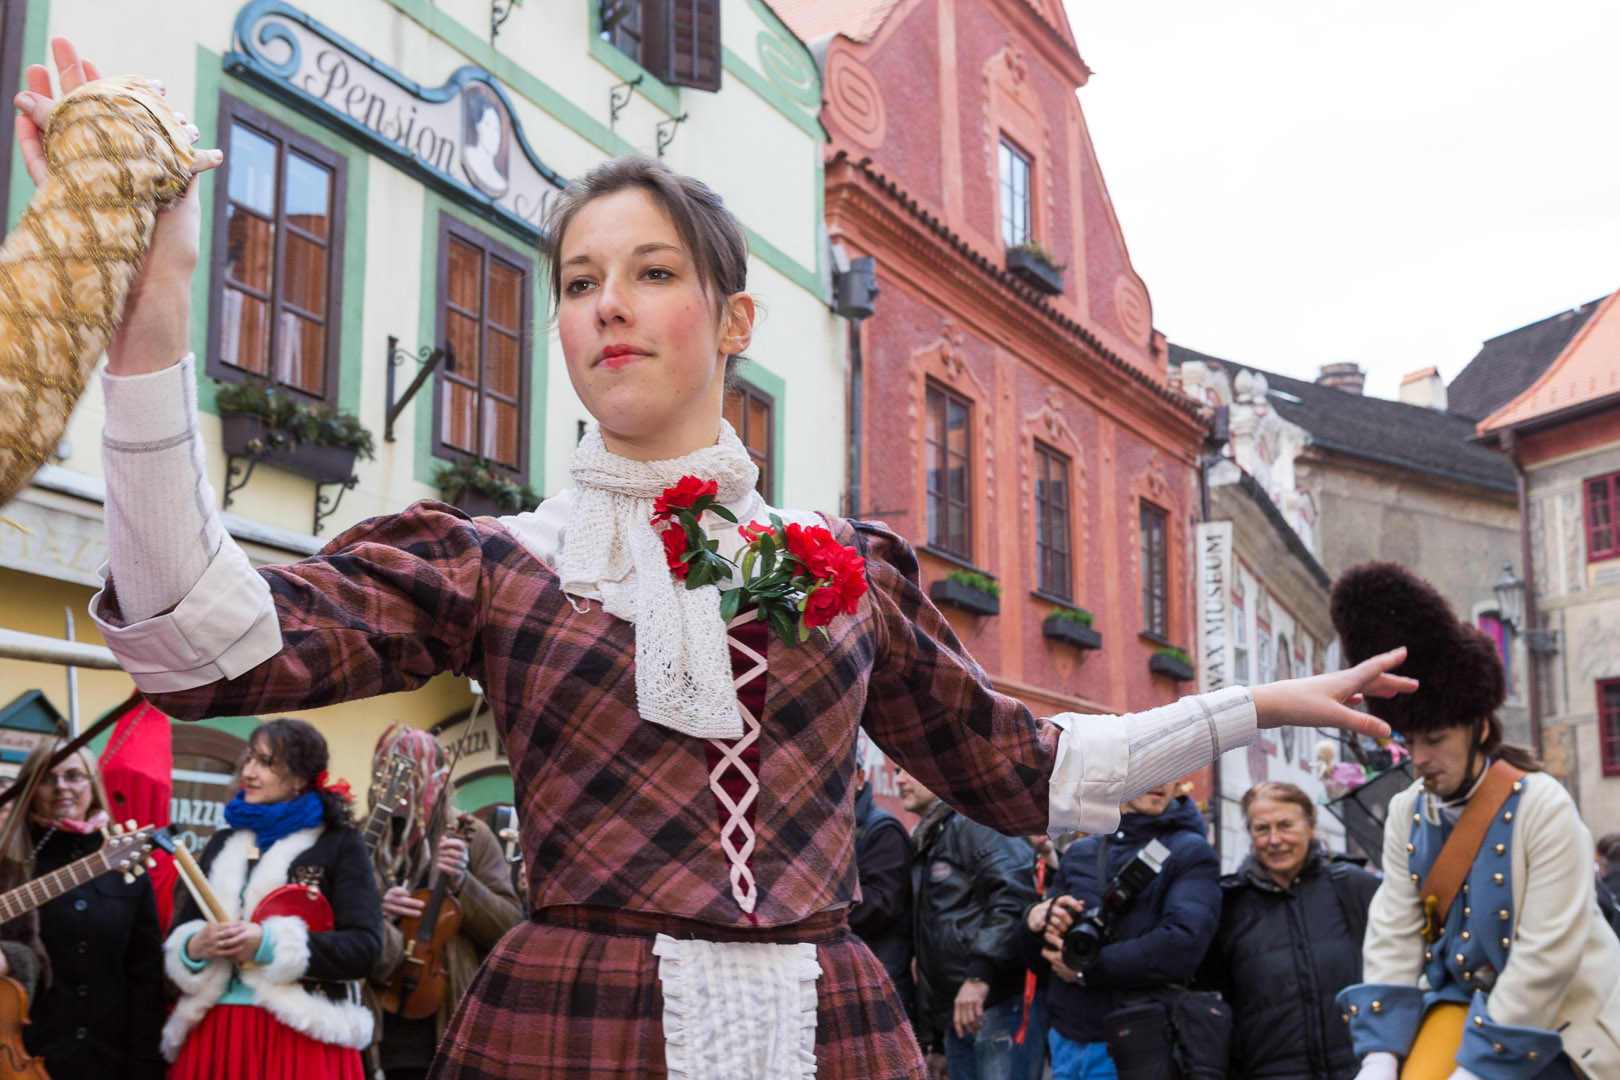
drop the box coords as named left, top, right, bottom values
left=610, top=75, right=644, bottom=131
left=385, top=335, right=453, bottom=442
left=1524, top=627, right=1561, bottom=655
left=313, top=474, right=359, bottom=536
left=222, top=451, right=268, bottom=510
left=655, top=113, right=689, bottom=159
left=491, top=0, right=518, bottom=40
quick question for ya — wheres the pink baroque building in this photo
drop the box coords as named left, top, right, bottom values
left=775, top=0, right=1211, bottom=816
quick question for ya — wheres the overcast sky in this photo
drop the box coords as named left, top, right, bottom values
left=1062, top=1, right=1620, bottom=400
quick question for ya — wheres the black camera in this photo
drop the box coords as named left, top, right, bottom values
left=1062, top=838, right=1172, bottom=971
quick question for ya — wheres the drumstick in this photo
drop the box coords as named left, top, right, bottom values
left=172, top=841, right=229, bottom=923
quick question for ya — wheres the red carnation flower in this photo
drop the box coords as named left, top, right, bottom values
left=784, top=522, right=841, bottom=580
left=661, top=522, right=691, bottom=580
left=802, top=585, right=844, bottom=629
left=833, top=556, right=868, bottom=614
left=653, top=476, right=718, bottom=521
left=738, top=520, right=777, bottom=543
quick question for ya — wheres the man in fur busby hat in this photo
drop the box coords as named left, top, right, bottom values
left=1331, top=561, right=1620, bottom=1080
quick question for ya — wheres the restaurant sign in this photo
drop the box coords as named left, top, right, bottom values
left=224, top=0, right=566, bottom=241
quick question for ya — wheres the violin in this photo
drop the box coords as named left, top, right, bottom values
left=379, top=814, right=474, bottom=1019
left=0, top=977, right=46, bottom=1080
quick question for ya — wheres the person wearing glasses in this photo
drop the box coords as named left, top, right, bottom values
left=0, top=739, right=165, bottom=1080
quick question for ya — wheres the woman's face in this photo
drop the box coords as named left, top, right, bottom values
left=1246, top=797, right=1315, bottom=884
left=240, top=739, right=305, bottom=805
left=31, top=752, right=94, bottom=821
left=556, top=188, right=753, bottom=461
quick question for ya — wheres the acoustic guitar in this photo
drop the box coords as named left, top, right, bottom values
left=0, top=823, right=158, bottom=1080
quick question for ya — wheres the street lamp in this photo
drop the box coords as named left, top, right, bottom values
left=1491, top=560, right=1559, bottom=654
left=1493, top=561, right=1525, bottom=631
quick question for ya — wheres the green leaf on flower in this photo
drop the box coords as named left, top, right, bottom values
left=760, top=532, right=777, bottom=574
left=719, top=587, right=743, bottom=623
left=797, top=619, right=811, bottom=643
left=709, top=504, right=737, bottom=523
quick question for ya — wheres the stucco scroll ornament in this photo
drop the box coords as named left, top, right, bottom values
left=0, top=76, right=195, bottom=506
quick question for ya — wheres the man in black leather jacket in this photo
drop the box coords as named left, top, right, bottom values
left=899, top=769, right=1040, bottom=1080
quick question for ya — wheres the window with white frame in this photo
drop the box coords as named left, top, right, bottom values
left=999, top=137, right=1032, bottom=249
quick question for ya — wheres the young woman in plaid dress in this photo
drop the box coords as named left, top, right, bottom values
left=14, top=39, right=1414, bottom=1079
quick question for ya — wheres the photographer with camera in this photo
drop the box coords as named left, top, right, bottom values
left=1023, top=782, right=1221, bottom=1079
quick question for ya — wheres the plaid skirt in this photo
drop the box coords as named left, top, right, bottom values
left=427, top=906, right=926, bottom=1079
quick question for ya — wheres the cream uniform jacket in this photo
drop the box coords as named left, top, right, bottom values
left=1354, top=772, right=1620, bottom=1078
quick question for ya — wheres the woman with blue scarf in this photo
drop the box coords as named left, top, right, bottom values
left=162, top=718, right=383, bottom=1080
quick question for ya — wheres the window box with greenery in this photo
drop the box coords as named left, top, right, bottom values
left=216, top=381, right=375, bottom=484
left=1005, top=241, right=1065, bottom=296
left=434, top=459, right=541, bottom=517
left=1148, top=646, right=1195, bottom=682
left=1043, top=606, right=1101, bottom=651
left=930, top=569, right=1000, bottom=617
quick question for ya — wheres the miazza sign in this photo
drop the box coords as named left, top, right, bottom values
left=225, top=0, right=566, bottom=240
left=1195, top=520, right=1234, bottom=694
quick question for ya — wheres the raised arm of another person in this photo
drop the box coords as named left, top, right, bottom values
left=853, top=520, right=1411, bottom=838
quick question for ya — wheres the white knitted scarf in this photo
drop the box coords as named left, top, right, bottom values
left=559, top=422, right=760, bottom=739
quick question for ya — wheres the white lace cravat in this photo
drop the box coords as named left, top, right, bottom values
left=558, top=422, right=759, bottom=739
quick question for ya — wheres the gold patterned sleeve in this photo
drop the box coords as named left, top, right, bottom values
left=0, top=76, right=194, bottom=504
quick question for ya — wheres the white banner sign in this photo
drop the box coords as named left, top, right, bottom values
left=1196, top=520, right=1234, bottom=694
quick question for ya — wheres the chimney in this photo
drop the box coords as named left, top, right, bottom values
left=1316, top=362, right=1364, bottom=395
left=1398, top=366, right=1448, bottom=411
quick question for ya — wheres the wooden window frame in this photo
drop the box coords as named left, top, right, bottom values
left=431, top=213, right=534, bottom=482
left=1139, top=501, right=1169, bottom=638
left=925, top=380, right=973, bottom=560
left=1586, top=471, right=1620, bottom=562
left=599, top=0, right=721, bottom=91
left=1034, top=441, right=1072, bottom=601
left=724, top=379, right=775, bottom=504
left=999, top=136, right=1033, bottom=250
left=1601, top=678, right=1620, bottom=779
left=206, top=93, right=347, bottom=404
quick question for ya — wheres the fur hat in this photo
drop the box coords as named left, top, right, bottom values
left=1329, top=560, right=1504, bottom=736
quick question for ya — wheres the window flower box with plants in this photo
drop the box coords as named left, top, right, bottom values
left=929, top=569, right=1000, bottom=616
left=1148, top=646, right=1195, bottom=682
left=216, top=381, right=375, bottom=485
left=1043, top=606, right=1101, bottom=651
left=1005, top=241, right=1066, bottom=296
left=434, top=459, right=541, bottom=517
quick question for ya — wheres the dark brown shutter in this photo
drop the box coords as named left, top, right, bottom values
left=644, top=0, right=720, bottom=91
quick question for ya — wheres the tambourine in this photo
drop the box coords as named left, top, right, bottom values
left=250, top=883, right=335, bottom=933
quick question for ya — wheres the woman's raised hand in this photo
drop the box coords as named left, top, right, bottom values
left=11, top=37, right=224, bottom=376
left=1249, top=646, right=1416, bottom=740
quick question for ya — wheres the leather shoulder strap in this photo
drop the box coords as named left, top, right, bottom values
left=1419, top=760, right=1526, bottom=940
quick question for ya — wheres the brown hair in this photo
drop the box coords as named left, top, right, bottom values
left=250, top=718, right=352, bottom=828
left=1240, top=782, right=1317, bottom=828
left=4, top=740, right=111, bottom=868
left=1599, top=833, right=1620, bottom=863
left=1478, top=713, right=1543, bottom=773
left=542, top=154, right=751, bottom=378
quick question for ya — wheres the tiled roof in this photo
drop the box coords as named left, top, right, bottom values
left=769, top=0, right=907, bottom=44
left=1447, top=297, right=1606, bottom=420
left=1479, top=290, right=1620, bottom=431
left=1171, top=344, right=1516, bottom=492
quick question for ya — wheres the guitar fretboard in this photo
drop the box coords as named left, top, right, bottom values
left=362, top=800, right=394, bottom=853
left=0, top=852, right=108, bottom=923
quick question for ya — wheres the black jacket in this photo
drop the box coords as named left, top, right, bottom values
left=1022, top=796, right=1220, bottom=1044
left=24, top=828, right=165, bottom=1080
left=1199, top=849, right=1380, bottom=1080
left=910, top=799, right=1037, bottom=1044
left=176, top=824, right=383, bottom=997
left=851, top=781, right=913, bottom=1007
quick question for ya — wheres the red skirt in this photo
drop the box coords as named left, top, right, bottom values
left=168, top=1003, right=365, bottom=1080
left=429, top=907, right=925, bottom=1079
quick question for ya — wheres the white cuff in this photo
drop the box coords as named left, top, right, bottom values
left=102, top=353, right=195, bottom=442
left=1046, top=687, right=1257, bottom=837
left=1046, top=711, right=1130, bottom=836
left=90, top=540, right=282, bottom=692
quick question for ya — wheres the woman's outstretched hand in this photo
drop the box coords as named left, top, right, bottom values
left=1249, top=646, right=1415, bottom=740
left=12, top=37, right=223, bottom=376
